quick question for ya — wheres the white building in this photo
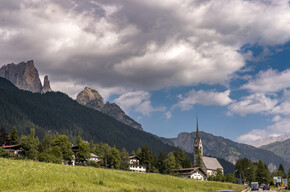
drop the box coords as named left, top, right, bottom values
left=129, top=156, right=146, bottom=173
left=174, top=168, right=207, bottom=181
left=202, top=156, right=224, bottom=176
left=89, top=153, right=99, bottom=162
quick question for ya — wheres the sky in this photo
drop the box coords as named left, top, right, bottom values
left=1, top=0, right=290, bottom=145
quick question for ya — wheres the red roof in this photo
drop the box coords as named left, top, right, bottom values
left=0, top=145, right=21, bottom=149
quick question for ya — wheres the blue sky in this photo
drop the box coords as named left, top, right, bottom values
left=1, top=0, right=290, bottom=145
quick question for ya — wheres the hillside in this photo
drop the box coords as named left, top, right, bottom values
left=0, top=158, right=245, bottom=192
left=163, top=132, right=289, bottom=171
left=0, top=77, right=175, bottom=154
left=260, top=138, right=290, bottom=163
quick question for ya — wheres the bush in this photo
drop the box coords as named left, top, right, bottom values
left=0, top=148, right=11, bottom=158
left=86, top=160, right=100, bottom=168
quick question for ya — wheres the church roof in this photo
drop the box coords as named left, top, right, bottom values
left=202, top=156, right=223, bottom=170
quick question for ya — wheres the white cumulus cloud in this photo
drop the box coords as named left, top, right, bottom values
left=114, top=91, right=165, bottom=116
left=242, top=69, right=290, bottom=93
left=228, top=93, right=278, bottom=115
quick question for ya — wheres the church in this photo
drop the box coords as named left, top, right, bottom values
left=174, top=117, right=224, bottom=180
left=193, top=117, right=224, bottom=177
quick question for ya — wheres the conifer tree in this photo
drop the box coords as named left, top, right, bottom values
left=140, top=145, right=153, bottom=172
left=53, top=135, right=74, bottom=162
left=20, top=128, right=39, bottom=160
left=109, top=146, right=120, bottom=169
left=120, top=148, right=129, bottom=170
left=0, top=124, right=8, bottom=146
left=164, top=152, right=176, bottom=175
left=89, top=140, right=95, bottom=153
left=9, top=126, right=18, bottom=145
left=194, top=148, right=204, bottom=170
left=158, top=151, right=168, bottom=174
left=74, top=135, right=82, bottom=146
left=278, top=164, right=286, bottom=177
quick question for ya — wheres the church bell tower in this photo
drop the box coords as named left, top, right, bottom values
left=193, top=116, right=203, bottom=165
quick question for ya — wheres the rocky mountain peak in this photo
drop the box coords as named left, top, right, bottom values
left=76, top=87, right=143, bottom=131
left=76, top=87, right=104, bottom=111
left=0, top=60, right=42, bottom=92
left=42, top=75, right=52, bottom=93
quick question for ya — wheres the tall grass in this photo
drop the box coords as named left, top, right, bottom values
left=0, top=158, right=245, bottom=192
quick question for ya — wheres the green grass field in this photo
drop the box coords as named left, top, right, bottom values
left=0, top=158, right=245, bottom=192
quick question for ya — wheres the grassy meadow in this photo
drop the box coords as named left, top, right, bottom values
left=0, top=158, right=245, bottom=192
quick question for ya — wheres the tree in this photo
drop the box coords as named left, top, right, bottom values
left=194, top=148, right=204, bottom=171
left=278, top=164, right=286, bottom=178
left=235, top=157, right=253, bottom=182
left=9, top=126, right=18, bottom=145
left=173, top=149, right=182, bottom=169
left=52, top=135, right=74, bottom=162
left=158, top=151, right=168, bottom=174
left=75, top=135, right=82, bottom=146
left=96, top=142, right=112, bottom=167
left=38, top=146, right=63, bottom=164
left=163, top=152, right=176, bottom=175
left=224, top=173, right=234, bottom=183
left=0, top=148, right=11, bottom=158
left=39, top=134, right=53, bottom=152
left=256, top=160, right=270, bottom=184
left=136, top=147, right=141, bottom=157
left=89, top=140, right=96, bottom=153
left=130, top=150, right=136, bottom=156
left=0, top=124, right=8, bottom=146
left=20, top=128, right=39, bottom=160
left=109, top=146, right=120, bottom=169
left=120, top=148, right=129, bottom=170
left=215, top=168, right=223, bottom=181
left=140, top=145, right=153, bottom=172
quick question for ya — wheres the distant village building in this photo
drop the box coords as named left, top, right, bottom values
left=69, top=146, right=100, bottom=166
left=0, top=145, right=21, bottom=157
left=89, top=153, right=99, bottom=163
left=193, top=117, right=224, bottom=177
left=129, top=156, right=146, bottom=173
left=174, top=167, right=207, bottom=181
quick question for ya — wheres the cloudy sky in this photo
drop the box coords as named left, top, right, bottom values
left=1, top=0, right=290, bottom=145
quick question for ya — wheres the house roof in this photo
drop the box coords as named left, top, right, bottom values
left=174, top=167, right=207, bottom=176
left=202, top=156, right=223, bottom=170
left=129, top=156, right=140, bottom=160
left=90, top=153, right=98, bottom=158
left=0, top=145, right=21, bottom=149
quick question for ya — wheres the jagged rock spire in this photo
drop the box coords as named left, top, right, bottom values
left=42, top=75, right=52, bottom=93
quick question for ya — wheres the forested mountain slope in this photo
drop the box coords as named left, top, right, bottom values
left=0, top=77, right=175, bottom=154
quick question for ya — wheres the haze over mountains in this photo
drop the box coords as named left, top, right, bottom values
left=0, top=60, right=289, bottom=172
left=251, top=134, right=290, bottom=148
left=260, top=138, right=290, bottom=163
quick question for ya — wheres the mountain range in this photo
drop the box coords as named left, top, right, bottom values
left=76, top=87, right=142, bottom=130
left=0, top=60, right=142, bottom=131
left=260, top=138, right=290, bottom=163
left=161, top=131, right=289, bottom=172
left=0, top=60, right=289, bottom=173
left=0, top=76, right=174, bottom=154
left=0, top=60, right=52, bottom=93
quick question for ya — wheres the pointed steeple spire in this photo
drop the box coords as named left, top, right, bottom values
left=196, top=115, right=199, bottom=138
